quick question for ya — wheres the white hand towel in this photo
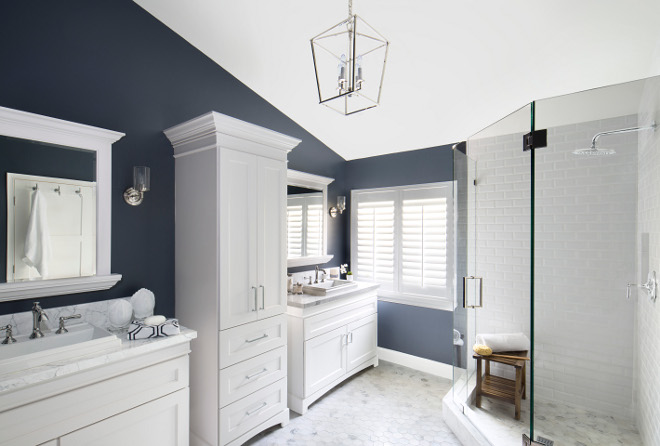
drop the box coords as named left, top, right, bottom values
left=22, top=190, right=52, bottom=277
left=126, top=318, right=180, bottom=340
left=475, top=332, right=530, bottom=352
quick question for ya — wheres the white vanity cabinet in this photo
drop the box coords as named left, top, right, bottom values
left=0, top=335, right=194, bottom=446
left=165, top=112, right=301, bottom=446
left=287, top=287, right=378, bottom=414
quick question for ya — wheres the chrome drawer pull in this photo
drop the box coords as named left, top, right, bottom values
left=245, top=401, right=267, bottom=416
left=245, top=333, right=269, bottom=343
left=245, top=368, right=268, bottom=380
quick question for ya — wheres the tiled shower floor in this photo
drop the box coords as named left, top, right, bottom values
left=244, top=361, right=461, bottom=446
left=468, top=394, right=642, bottom=445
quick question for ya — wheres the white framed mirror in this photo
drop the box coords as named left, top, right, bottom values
left=287, top=169, right=334, bottom=268
left=0, top=106, right=123, bottom=302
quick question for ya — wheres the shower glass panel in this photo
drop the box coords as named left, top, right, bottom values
left=531, top=77, right=656, bottom=445
left=452, top=103, right=533, bottom=440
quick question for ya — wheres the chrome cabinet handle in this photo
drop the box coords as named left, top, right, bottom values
left=245, top=401, right=267, bottom=416
left=246, top=333, right=268, bottom=343
left=245, top=368, right=268, bottom=380
left=259, top=285, right=265, bottom=310
left=462, top=276, right=483, bottom=308
left=341, top=334, right=347, bottom=346
left=250, top=286, right=257, bottom=312
left=348, top=332, right=353, bottom=344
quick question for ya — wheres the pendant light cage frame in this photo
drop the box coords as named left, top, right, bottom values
left=311, top=12, right=389, bottom=115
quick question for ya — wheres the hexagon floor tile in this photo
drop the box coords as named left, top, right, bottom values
left=244, top=361, right=461, bottom=446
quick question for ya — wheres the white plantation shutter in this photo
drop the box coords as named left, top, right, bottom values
left=401, top=196, right=448, bottom=296
left=305, top=203, right=323, bottom=256
left=287, top=193, right=324, bottom=258
left=351, top=183, right=453, bottom=308
left=287, top=203, right=303, bottom=258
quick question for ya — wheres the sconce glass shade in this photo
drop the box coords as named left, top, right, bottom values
left=311, top=14, right=389, bottom=115
left=337, top=196, right=346, bottom=213
left=133, top=166, right=150, bottom=192
left=124, top=166, right=150, bottom=206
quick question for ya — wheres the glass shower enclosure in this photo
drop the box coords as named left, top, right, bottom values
left=451, top=75, right=660, bottom=446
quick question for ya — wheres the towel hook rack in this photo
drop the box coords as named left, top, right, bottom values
left=54, top=186, right=61, bottom=196
left=32, top=183, right=39, bottom=191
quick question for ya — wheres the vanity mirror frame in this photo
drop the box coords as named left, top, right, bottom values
left=287, top=169, right=334, bottom=268
left=0, top=106, right=124, bottom=302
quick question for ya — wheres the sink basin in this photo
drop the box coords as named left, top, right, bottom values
left=0, top=322, right=121, bottom=375
left=303, top=279, right=359, bottom=297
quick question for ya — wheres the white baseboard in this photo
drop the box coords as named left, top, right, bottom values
left=377, top=347, right=453, bottom=379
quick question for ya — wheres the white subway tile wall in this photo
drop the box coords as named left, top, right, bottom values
left=469, top=115, right=638, bottom=419
left=635, top=77, right=660, bottom=446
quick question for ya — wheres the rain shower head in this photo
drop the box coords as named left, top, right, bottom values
left=572, top=146, right=617, bottom=156
left=572, top=122, right=656, bottom=157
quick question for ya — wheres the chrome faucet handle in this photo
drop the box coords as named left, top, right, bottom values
left=1, top=325, right=16, bottom=344
left=30, top=302, right=49, bottom=339
left=304, top=276, right=313, bottom=285
left=56, top=314, right=82, bottom=334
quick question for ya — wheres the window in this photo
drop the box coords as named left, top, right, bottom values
left=351, top=183, right=453, bottom=310
left=287, top=193, right=324, bottom=258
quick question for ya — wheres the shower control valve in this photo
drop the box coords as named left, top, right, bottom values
left=627, top=271, right=657, bottom=302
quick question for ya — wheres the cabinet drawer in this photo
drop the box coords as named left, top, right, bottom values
left=304, top=296, right=376, bottom=340
left=219, top=346, right=287, bottom=408
left=219, top=378, right=286, bottom=445
left=219, top=315, right=286, bottom=367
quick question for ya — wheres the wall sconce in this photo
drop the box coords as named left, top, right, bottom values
left=124, top=166, right=150, bottom=206
left=329, top=196, right=346, bottom=218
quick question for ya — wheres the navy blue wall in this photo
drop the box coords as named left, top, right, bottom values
left=0, top=0, right=345, bottom=315
left=345, top=146, right=455, bottom=364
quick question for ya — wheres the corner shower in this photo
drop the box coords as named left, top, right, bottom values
left=447, top=74, right=660, bottom=446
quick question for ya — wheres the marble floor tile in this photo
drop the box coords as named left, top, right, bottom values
left=468, top=395, right=641, bottom=446
left=245, top=361, right=461, bottom=446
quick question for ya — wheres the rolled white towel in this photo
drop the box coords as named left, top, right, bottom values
left=127, top=318, right=180, bottom=340
left=475, top=332, right=529, bottom=352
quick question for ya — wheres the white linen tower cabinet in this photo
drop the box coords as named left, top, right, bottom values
left=165, top=112, right=301, bottom=446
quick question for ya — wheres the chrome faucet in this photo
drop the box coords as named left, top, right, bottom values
left=315, top=265, right=327, bottom=284
left=30, top=302, right=49, bottom=339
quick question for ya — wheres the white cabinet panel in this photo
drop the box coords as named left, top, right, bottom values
left=219, top=314, right=286, bottom=367
left=304, top=326, right=348, bottom=396
left=219, top=378, right=286, bottom=445
left=256, top=156, right=287, bottom=320
left=347, top=313, right=378, bottom=371
left=60, top=388, right=189, bottom=446
left=220, top=148, right=259, bottom=330
left=219, top=345, right=287, bottom=408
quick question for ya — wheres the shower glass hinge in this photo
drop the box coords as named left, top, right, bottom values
left=522, top=434, right=547, bottom=445
left=523, top=129, right=547, bottom=151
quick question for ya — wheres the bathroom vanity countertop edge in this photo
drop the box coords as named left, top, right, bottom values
left=0, top=327, right=197, bottom=394
left=287, top=281, right=379, bottom=309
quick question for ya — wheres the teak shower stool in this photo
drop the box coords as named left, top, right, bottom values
left=473, top=350, right=529, bottom=420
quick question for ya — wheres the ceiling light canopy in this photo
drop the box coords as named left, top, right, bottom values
left=311, top=0, right=389, bottom=115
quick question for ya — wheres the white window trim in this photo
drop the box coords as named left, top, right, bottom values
left=351, top=182, right=454, bottom=311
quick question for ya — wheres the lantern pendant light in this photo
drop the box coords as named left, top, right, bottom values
left=311, top=0, right=389, bottom=115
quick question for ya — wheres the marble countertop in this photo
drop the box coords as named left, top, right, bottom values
left=287, top=281, right=379, bottom=309
left=0, top=327, right=197, bottom=395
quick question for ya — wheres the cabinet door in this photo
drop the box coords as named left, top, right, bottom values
left=256, top=156, right=287, bottom=320
left=304, top=326, right=347, bottom=396
left=60, top=388, right=189, bottom=446
left=220, top=148, right=259, bottom=329
left=347, top=313, right=378, bottom=371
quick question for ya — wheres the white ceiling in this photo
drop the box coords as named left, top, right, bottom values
left=134, top=0, right=660, bottom=160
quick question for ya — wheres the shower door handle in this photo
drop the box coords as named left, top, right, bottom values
left=463, top=276, right=483, bottom=309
